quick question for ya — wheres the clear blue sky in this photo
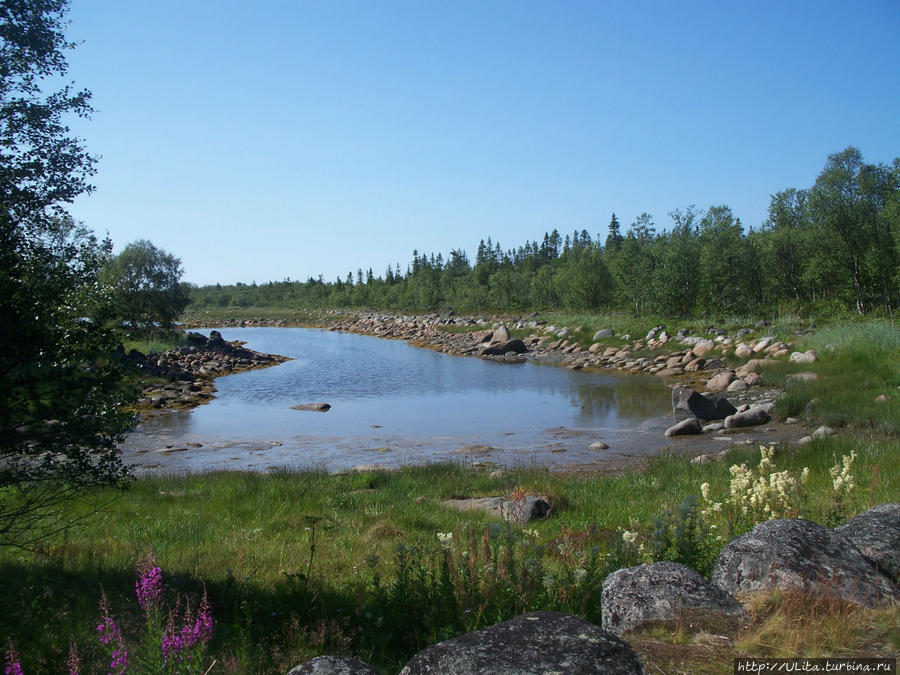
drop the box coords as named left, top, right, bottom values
left=64, top=0, right=900, bottom=286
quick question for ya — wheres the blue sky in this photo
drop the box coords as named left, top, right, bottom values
left=64, top=1, right=900, bottom=286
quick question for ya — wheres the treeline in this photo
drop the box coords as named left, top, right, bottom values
left=189, top=147, right=900, bottom=317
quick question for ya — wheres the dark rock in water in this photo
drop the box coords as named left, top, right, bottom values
left=399, top=611, right=643, bottom=675
left=287, top=655, right=379, bottom=674
left=602, top=561, right=746, bottom=636
left=671, top=385, right=736, bottom=421
left=712, top=519, right=900, bottom=608
left=207, top=330, right=226, bottom=348
left=481, top=338, right=528, bottom=356
left=291, top=403, right=332, bottom=412
left=665, top=417, right=703, bottom=437
left=836, top=503, right=900, bottom=583
left=186, top=331, right=208, bottom=346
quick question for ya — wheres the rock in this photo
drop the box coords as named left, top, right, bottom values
left=723, top=406, right=771, bottom=428
left=786, top=371, right=818, bottom=384
left=835, top=504, right=900, bottom=582
left=812, top=425, right=835, bottom=439
left=287, top=655, right=379, bottom=674
left=742, top=372, right=761, bottom=386
left=490, top=325, right=510, bottom=345
left=441, top=496, right=552, bottom=524
left=706, top=371, right=736, bottom=393
left=665, top=417, right=703, bottom=437
left=482, top=338, right=528, bottom=356
left=693, top=339, right=716, bottom=357
left=185, top=331, right=208, bottom=346
left=589, top=441, right=609, bottom=450
left=734, top=343, right=753, bottom=359
left=712, top=519, right=900, bottom=608
left=671, top=385, right=737, bottom=421
left=291, top=403, right=332, bottom=412
left=789, top=350, right=817, bottom=364
left=726, top=379, right=749, bottom=393
left=206, top=330, right=226, bottom=348
left=593, top=328, right=614, bottom=340
left=588, top=342, right=604, bottom=354
left=753, top=336, right=775, bottom=353
left=399, top=611, right=643, bottom=675
left=602, top=562, right=746, bottom=636
left=875, top=394, right=891, bottom=403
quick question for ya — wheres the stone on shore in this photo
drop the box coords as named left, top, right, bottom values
left=481, top=338, right=528, bottom=356
left=705, top=371, right=736, bottom=393
left=602, top=561, right=746, bottom=636
left=593, top=328, right=614, bottom=340
left=665, top=417, right=703, bottom=437
left=398, top=611, right=644, bottom=675
left=835, top=503, right=900, bottom=582
left=671, top=385, right=737, bottom=421
left=712, top=519, right=900, bottom=608
left=723, top=406, right=770, bottom=428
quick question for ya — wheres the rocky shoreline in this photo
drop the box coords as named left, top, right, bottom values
left=130, top=329, right=290, bottom=413
left=180, top=311, right=809, bottom=443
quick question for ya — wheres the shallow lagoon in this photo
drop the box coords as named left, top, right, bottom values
left=122, top=327, right=687, bottom=473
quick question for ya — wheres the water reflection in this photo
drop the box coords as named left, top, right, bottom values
left=123, top=327, right=673, bottom=473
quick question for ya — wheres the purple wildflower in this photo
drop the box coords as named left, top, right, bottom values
left=161, top=589, right=213, bottom=665
left=135, top=555, right=163, bottom=614
left=97, top=592, right=128, bottom=674
left=4, top=641, right=23, bottom=675
left=66, top=640, right=81, bottom=675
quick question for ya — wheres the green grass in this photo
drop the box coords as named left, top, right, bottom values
left=2, top=435, right=896, bottom=673
left=763, top=320, right=900, bottom=435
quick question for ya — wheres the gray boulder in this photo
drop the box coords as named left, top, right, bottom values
left=723, top=406, right=770, bottom=428
left=712, top=519, right=900, bottom=608
left=399, top=611, right=644, bottom=675
left=593, top=328, right=614, bottom=340
left=671, top=385, right=737, bottom=421
left=665, top=417, right=703, bottom=437
left=835, top=503, right=900, bottom=583
left=705, top=371, right=736, bottom=393
left=287, top=655, right=379, bottom=674
left=490, top=325, right=510, bottom=345
left=602, top=562, right=746, bottom=636
left=441, top=496, right=552, bottom=524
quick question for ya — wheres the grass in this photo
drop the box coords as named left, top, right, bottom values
left=762, top=320, right=900, bottom=435
left=2, top=434, right=896, bottom=673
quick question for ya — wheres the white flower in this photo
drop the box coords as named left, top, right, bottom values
left=700, top=482, right=711, bottom=501
left=621, top=530, right=638, bottom=545
left=436, top=532, right=453, bottom=549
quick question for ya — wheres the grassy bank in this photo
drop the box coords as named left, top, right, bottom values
left=2, top=435, right=897, bottom=673
left=2, top=318, right=897, bottom=673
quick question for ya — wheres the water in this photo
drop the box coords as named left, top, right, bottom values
left=122, top=327, right=678, bottom=473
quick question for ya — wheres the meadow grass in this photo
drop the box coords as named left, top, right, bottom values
left=2, top=432, right=896, bottom=673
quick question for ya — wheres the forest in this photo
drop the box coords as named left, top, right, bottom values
left=189, top=147, right=900, bottom=318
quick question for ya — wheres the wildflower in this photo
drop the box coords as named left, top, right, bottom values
left=700, top=482, right=711, bottom=501
left=66, top=641, right=81, bottom=675
left=5, top=642, right=23, bottom=675
left=436, top=532, right=453, bottom=549
left=162, top=588, right=213, bottom=665
left=573, top=568, right=587, bottom=583
left=97, top=591, right=128, bottom=674
left=621, top=530, right=638, bottom=545
left=135, top=554, right=163, bottom=614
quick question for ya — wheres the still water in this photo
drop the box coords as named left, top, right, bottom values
left=122, top=327, right=677, bottom=473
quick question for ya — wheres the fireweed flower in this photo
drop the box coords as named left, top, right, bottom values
left=97, top=591, right=128, bottom=674
left=135, top=554, right=163, bottom=614
left=4, top=642, right=23, bottom=675
left=162, top=588, right=213, bottom=665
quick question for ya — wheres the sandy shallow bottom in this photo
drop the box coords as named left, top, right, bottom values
left=121, top=411, right=810, bottom=475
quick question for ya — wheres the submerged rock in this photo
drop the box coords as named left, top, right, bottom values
left=291, top=402, right=332, bottom=412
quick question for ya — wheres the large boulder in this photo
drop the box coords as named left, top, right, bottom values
left=835, top=503, right=900, bottom=583
left=481, top=339, right=528, bottom=356
left=287, top=655, right=379, bottom=674
left=692, top=339, right=716, bottom=357
left=398, top=611, right=644, bottom=675
left=593, top=328, right=614, bottom=340
left=602, top=562, right=746, bottom=636
left=441, top=495, right=552, bottom=524
left=712, top=519, right=900, bottom=608
left=671, top=385, right=737, bottom=421
left=489, top=325, right=510, bottom=345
